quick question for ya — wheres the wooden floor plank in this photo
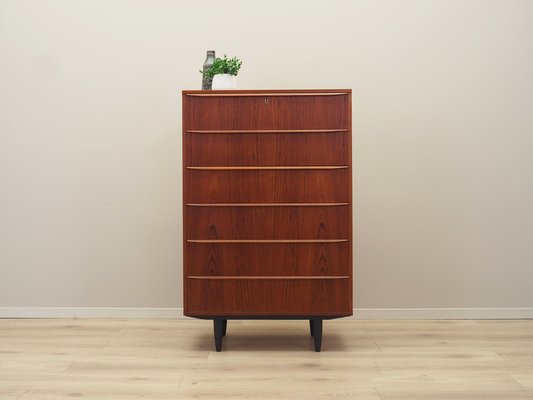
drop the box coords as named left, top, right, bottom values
left=0, top=319, right=532, bottom=399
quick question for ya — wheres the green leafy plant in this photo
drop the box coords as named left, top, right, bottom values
left=200, top=54, right=242, bottom=78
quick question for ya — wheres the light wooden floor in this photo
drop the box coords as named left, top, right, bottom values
left=1, top=319, right=533, bottom=399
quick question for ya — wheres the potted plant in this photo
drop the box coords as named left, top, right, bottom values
left=201, top=54, right=242, bottom=90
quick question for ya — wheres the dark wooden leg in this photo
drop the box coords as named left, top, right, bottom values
left=309, top=320, right=314, bottom=336
left=213, top=319, right=224, bottom=352
left=311, top=319, right=323, bottom=352
left=222, top=319, right=227, bottom=336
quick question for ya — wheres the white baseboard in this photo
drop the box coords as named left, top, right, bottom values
left=1, top=307, right=532, bottom=319
left=352, top=307, right=533, bottom=320
left=0, top=307, right=186, bottom=319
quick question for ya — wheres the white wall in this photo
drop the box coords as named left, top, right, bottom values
left=1, top=0, right=533, bottom=317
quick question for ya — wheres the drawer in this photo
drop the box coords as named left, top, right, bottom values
left=185, top=242, right=351, bottom=277
left=186, top=205, right=349, bottom=240
left=185, top=131, right=349, bottom=167
left=183, top=93, right=350, bottom=130
left=185, top=169, right=350, bottom=203
left=185, top=277, right=352, bottom=316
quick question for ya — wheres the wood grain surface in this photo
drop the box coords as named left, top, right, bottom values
left=186, top=131, right=349, bottom=166
left=182, top=90, right=352, bottom=318
left=185, top=278, right=351, bottom=316
left=183, top=92, right=350, bottom=130
left=186, top=169, right=350, bottom=203
left=1, top=318, right=532, bottom=399
left=185, top=242, right=350, bottom=277
left=186, top=205, right=350, bottom=239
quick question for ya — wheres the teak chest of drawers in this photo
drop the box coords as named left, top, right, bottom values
left=182, top=89, right=352, bottom=351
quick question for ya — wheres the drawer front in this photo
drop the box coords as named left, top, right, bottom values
left=183, top=93, right=350, bottom=130
left=185, top=242, right=351, bottom=277
left=185, top=131, right=349, bottom=167
left=185, top=169, right=350, bottom=203
left=185, top=278, right=352, bottom=316
left=186, top=206, right=349, bottom=240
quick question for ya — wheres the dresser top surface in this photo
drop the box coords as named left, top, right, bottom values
left=182, top=89, right=351, bottom=97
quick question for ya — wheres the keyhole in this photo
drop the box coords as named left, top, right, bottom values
left=264, top=97, right=269, bottom=104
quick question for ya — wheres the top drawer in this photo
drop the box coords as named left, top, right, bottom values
left=183, top=91, right=350, bottom=130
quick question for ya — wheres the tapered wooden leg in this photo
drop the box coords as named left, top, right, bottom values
left=222, top=319, right=227, bottom=336
left=311, top=319, right=323, bottom=352
left=309, top=320, right=314, bottom=336
left=213, top=319, right=224, bottom=352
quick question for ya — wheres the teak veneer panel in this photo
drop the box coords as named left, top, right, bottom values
left=185, top=278, right=351, bottom=316
left=185, top=242, right=351, bottom=277
left=187, top=276, right=350, bottom=280
left=187, top=239, right=348, bottom=243
left=186, top=205, right=350, bottom=240
left=186, top=131, right=349, bottom=166
left=183, top=94, right=349, bottom=130
left=185, top=90, right=348, bottom=97
left=182, top=89, right=352, bottom=322
left=186, top=169, right=350, bottom=203
left=186, top=203, right=349, bottom=207
left=186, top=129, right=348, bottom=133
left=186, top=166, right=348, bottom=170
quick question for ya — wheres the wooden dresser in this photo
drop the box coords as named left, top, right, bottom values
left=182, top=89, right=352, bottom=351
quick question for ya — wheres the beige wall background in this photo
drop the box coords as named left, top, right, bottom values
left=1, top=0, right=533, bottom=317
